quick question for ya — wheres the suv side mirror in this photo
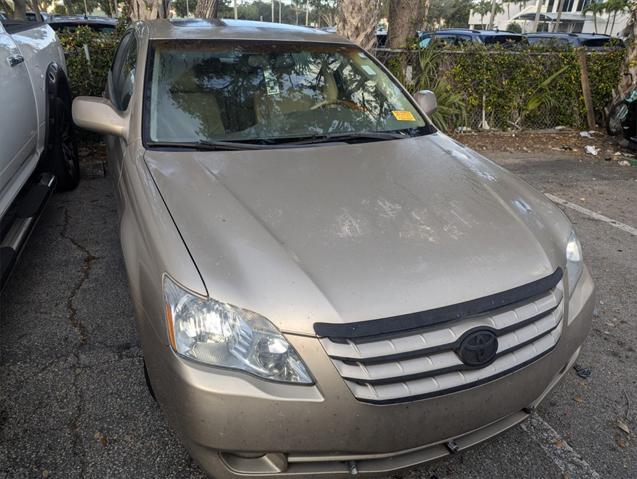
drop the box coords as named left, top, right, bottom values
left=414, top=90, right=437, bottom=116
left=72, top=97, right=129, bottom=139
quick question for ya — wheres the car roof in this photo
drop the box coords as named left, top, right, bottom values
left=145, top=18, right=352, bottom=44
left=425, top=28, right=522, bottom=37
left=526, top=32, right=611, bottom=38
left=47, top=15, right=117, bottom=24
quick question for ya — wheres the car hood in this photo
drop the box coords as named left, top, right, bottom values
left=144, top=133, right=570, bottom=335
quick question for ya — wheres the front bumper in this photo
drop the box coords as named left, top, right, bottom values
left=142, top=267, right=595, bottom=478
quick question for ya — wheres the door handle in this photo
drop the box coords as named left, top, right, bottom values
left=7, top=54, right=24, bottom=67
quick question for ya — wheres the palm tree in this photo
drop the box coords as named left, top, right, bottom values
left=487, top=0, right=506, bottom=29
left=474, top=0, right=492, bottom=28
left=583, top=0, right=605, bottom=34
left=336, top=0, right=382, bottom=49
left=605, top=0, right=629, bottom=35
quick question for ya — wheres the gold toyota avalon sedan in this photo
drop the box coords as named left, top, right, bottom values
left=72, top=19, right=595, bottom=479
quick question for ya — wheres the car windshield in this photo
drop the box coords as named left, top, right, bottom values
left=146, top=40, right=431, bottom=146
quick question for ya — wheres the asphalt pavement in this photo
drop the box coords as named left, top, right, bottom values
left=0, top=150, right=635, bottom=479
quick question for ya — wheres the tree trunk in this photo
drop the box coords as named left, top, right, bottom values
left=552, top=0, right=563, bottom=32
left=532, top=0, right=543, bottom=32
left=0, top=0, right=13, bottom=17
left=13, top=0, right=27, bottom=20
left=30, top=0, right=43, bottom=21
left=621, top=9, right=637, bottom=93
left=387, top=0, right=425, bottom=48
left=487, top=0, right=498, bottom=29
left=128, top=0, right=171, bottom=20
left=593, top=12, right=597, bottom=33
left=336, top=0, right=382, bottom=50
left=195, top=0, right=218, bottom=18
left=610, top=11, right=617, bottom=36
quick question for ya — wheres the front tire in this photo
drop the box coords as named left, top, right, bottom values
left=46, top=95, right=79, bottom=191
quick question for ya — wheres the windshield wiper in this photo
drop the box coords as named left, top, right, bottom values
left=288, top=131, right=410, bottom=145
left=147, top=130, right=428, bottom=151
left=147, top=140, right=278, bottom=151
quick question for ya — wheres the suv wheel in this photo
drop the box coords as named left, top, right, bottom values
left=46, top=94, right=79, bottom=191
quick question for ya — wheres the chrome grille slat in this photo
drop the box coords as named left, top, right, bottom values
left=320, top=279, right=564, bottom=403
left=321, top=287, right=563, bottom=362
left=346, top=324, right=562, bottom=402
left=332, top=301, right=563, bottom=384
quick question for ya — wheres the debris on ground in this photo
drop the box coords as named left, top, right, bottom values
left=617, top=419, right=630, bottom=435
left=94, top=431, right=108, bottom=447
left=453, top=129, right=631, bottom=160
left=573, top=364, right=592, bottom=379
left=585, top=145, right=600, bottom=156
left=580, top=131, right=593, bottom=138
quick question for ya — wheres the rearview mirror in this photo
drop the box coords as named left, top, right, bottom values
left=414, top=90, right=437, bottom=116
left=72, top=97, right=129, bottom=139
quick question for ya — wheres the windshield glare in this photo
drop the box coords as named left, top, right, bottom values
left=147, top=41, right=429, bottom=144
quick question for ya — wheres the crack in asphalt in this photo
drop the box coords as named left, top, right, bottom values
left=60, top=209, right=98, bottom=345
left=59, top=207, right=101, bottom=477
left=68, top=354, right=87, bottom=478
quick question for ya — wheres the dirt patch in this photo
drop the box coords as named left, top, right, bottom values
left=78, top=141, right=107, bottom=178
left=452, top=129, right=636, bottom=162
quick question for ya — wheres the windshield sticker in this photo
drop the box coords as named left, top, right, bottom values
left=263, top=68, right=280, bottom=96
left=392, top=110, right=416, bottom=121
left=361, top=64, right=376, bottom=76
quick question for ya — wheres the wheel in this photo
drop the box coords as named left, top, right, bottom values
left=46, top=95, right=79, bottom=191
left=605, top=100, right=629, bottom=136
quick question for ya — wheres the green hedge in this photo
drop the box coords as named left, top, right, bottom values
left=58, top=25, right=122, bottom=99
left=377, top=45, right=625, bottom=130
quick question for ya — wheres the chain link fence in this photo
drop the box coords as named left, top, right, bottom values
left=374, top=47, right=624, bottom=132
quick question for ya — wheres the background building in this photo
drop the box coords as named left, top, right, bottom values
left=468, top=0, right=630, bottom=36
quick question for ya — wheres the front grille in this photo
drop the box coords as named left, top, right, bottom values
left=317, top=269, right=564, bottom=404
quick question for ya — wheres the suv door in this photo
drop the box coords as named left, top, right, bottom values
left=0, top=22, right=38, bottom=210
left=105, top=31, right=137, bottom=199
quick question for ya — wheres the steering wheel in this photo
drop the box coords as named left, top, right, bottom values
left=310, top=99, right=368, bottom=112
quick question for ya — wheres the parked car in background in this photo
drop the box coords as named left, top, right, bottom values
left=73, top=19, right=594, bottom=479
left=376, top=27, right=388, bottom=47
left=0, top=18, right=78, bottom=288
left=420, top=28, right=527, bottom=48
left=46, top=15, right=117, bottom=34
left=526, top=32, right=624, bottom=49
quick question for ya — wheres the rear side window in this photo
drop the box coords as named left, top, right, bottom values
left=111, top=33, right=138, bottom=111
left=483, top=35, right=524, bottom=45
left=436, top=34, right=459, bottom=46
left=528, top=36, right=570, bottom=46
left=581, top=38, right=612, bottom=48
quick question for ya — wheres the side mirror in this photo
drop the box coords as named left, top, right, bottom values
left=72, top=96, right=129, bottom=139
left=414, top=90, right=437, bottom=116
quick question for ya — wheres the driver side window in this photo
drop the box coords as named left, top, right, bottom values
left=111, top=33, right=137, bottom=111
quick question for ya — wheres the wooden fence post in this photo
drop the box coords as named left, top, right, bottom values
left=578, top=48, right=596, bottom=130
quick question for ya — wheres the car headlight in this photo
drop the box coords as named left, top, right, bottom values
left=566, top=231, right=583, bottom=295
left=163, top=275, right=313, bottom=384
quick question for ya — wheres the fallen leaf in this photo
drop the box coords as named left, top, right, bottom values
left=553, top=438, right=566, bottom=449
left=615, top=434, right=627, bottom=449
left=617, top=419, right=630, bottom=435
left=574, top=395, right=584, bottom=404
left=94, top=431, right=108, bottom=447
